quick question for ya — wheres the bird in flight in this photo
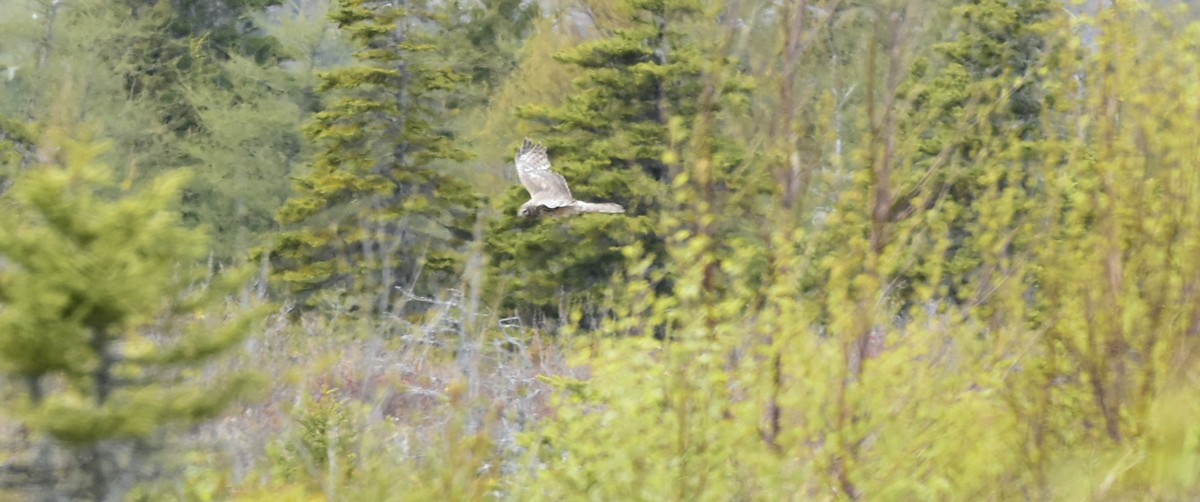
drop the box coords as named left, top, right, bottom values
left=513, top=138, right=624, bottom=217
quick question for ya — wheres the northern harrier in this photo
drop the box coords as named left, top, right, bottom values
left=513, top=138, right=625, bottom=217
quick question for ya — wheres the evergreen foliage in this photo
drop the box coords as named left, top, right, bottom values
left=1, top=0, right=300, bottom=261
left=270, top=0, right=480, bottom=312
left=180, top=53, right=306, bottom=261
left=512, top=3, right=1200, bottom=499
left=458, top=7, right=592, bottom=198
left=93, top=0, right=293, bottom=256
left=0, top=130, right=265, bottom=500
left=4, top=0, right=1200, bottom=499
left=443, top=0, right=540, bottom=108
left=74, top=0, right=285, bottom=134
left=900, top=0, right=1053, bottom=303
left=485, top=0, right=747, bottom=322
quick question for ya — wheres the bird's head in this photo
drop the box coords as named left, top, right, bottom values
left=518, top=205, right=541, bottom=218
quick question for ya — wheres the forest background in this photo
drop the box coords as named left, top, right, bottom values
left=2, top=0, right=1200, bottom=500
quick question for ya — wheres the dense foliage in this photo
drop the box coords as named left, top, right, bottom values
left=0, top=128, right=265, bottom=500
left=2, top=0, right=1200, bottom=500
left=486, top=0, right=749, bottom=322
left=269, top=0, right=480, bottom=312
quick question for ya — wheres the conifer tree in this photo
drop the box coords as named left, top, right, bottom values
left=270, top=0, right=480, bottom=312
left=460, top=6, right=592, bottom=198
left=485, top=0, right=747, bottom=321
left=179, top=53, right=307, bottom=262
left=10, top=0, right=294, bottom=262
left=106, top=0, right=292, bottom=260
left=71, top=0, right=285, bottom=134
left=0, top=130, right=265, bottom=500
left=443, top=0, right=539, bottom=108
left=899, top=0, right=1053, bottom=304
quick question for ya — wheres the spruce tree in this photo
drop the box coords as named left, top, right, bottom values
left=485, top=0, right=748, bottom=322
left=269, top=0, right=480, bottom=312
left=11, top=0, right=293, bottom=262
left=900, top=0, right=1052, bottom=304
left=442, top=0, right=539, bottom=108
left=0, top=130, right=265, bottom=500
left=71, top=0, right=285, bottom=134
left=179, top=53, right=307, bottom=262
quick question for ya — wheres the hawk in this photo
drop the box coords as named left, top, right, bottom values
left=513, top=138, right=625, bottom=217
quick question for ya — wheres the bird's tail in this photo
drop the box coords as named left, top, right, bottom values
left=573, top=201, right=625, bottom=214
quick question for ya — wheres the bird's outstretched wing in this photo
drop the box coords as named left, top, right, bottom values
left=514, top=138, right=573, bottom=208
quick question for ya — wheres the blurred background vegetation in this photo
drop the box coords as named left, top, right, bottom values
left=2, top=0, right=1200, bottom=500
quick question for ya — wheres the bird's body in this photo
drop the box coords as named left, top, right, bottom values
left=513, top=138, right=624, bottom=217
